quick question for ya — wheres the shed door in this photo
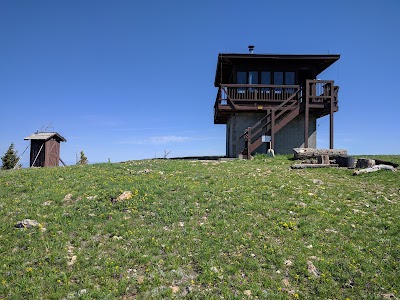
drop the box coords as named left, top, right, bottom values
left=45, top=140, right=60, bottom=167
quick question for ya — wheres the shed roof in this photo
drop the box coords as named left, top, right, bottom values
left=214, top=53, right=340, bottom=86
left=24, top=132, right=66, bottom=142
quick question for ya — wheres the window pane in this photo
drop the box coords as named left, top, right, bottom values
left=261, top=72, right=271, bottom=84
left=274, top=72, right=283, bottom=85
left=285, top=72, right=295, bottom=85
left=248, top=71, right=258, bottom=84
left=237, top=72, right=246, bottom=84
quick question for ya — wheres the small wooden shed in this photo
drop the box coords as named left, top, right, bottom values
left=24, top=132, right=66, bottom=167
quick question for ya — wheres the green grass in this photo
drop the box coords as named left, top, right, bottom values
left=1, top=155, right=399, bottom=299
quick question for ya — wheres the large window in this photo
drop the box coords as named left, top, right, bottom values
left=236, top=71, right=296, bottom=97
left=248, top=71, right=259, bottom=84
left=274, top=72, right=284, bottom=85
left=285, top=72, right=295, bottom=85
left=236, top=71, right=296, bottom=84
left=237, top=72, right=247, bottom=84
left=261, top=72, right=271, bottom=84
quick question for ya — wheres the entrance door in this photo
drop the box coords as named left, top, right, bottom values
left=45, top=140, right=60, bottom=167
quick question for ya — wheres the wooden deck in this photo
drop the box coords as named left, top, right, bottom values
left=214, top=80, right=339, bottom=157
left=214, top=80, right=338, bottom=124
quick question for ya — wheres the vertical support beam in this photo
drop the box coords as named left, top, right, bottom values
left=304, top=80, right=310, bottom=148
left=270, top=109, right=275, bottom=149
left=329, top=82, right=334, bottom=149
left=246, top=127, right=251, bottom=159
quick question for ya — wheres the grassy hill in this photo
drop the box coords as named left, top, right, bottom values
left=1, top=155, right=399, bottom=299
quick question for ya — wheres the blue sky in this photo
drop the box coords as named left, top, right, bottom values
left=1, top=0, right=399, bottom=165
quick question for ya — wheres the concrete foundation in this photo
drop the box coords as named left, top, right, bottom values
left=226, top=113, right=317, bottom=157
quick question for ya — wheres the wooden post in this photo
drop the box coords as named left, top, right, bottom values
left=271, top=109, right=275, bottom=149
left=330, top=82, right=334, bottom=149
left=246, top=127, right=251, bottom=159
left=304, top=80, right=310, bottom=148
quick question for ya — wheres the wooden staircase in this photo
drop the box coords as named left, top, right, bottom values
left=240, top=89, right=302, bottom=158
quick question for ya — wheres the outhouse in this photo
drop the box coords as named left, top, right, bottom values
left=24, top=132, right=66, bottom=167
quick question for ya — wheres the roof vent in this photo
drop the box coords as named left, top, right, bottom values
left=248, top=45, right=254, bottom=54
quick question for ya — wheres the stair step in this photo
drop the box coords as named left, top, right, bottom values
left=243, top=102, right=301, bottom=158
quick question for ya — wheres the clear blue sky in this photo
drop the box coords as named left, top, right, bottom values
left=1, top=0, right=399, bottom=165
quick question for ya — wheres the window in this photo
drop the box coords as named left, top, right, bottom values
left=273, top=72, right=283, bottom=85
left=285, top=72, right=295, bottom=85
left=274, top=72, right=283, bottom=93
left=261, top=72, right=271, bottom=93
left=237, top=72, right=246, bottom=84
left=248, top=71, right=259, bottom=84
left=261, top=72, right=271, bottom=84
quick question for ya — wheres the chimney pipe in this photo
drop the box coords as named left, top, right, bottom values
left=248, top=45, right=254, bottom=54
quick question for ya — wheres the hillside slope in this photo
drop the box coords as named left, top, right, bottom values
left=1, top=156, right=399, bottom=299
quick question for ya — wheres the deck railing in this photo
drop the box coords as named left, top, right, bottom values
left=305, top=80, right=338, bottom=105
left=216, top=82, right=338, bottom=108
left=218, top=84, right=301, bottom=104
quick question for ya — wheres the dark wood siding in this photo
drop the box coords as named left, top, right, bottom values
left=30, top=140, right=45, bottom=167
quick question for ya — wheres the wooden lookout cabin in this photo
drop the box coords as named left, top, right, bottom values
left=213, top=46, right=340, bottom=158
left=24, top=132, right=66, bottom=167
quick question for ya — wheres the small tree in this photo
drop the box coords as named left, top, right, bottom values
left=76, top=150, right=88, bottom=165
left=1, top=143, right=20, bottom=170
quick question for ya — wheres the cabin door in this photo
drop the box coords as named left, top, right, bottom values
left=45, top=140, right=60, bottom=167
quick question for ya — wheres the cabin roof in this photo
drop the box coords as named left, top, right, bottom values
left=24, top=132, right=67, bottom=142
left=214, top=53, right=340, bottom=86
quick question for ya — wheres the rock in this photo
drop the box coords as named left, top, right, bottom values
left=170, top=286, right=179, bottom=294
left=307, top=261, right=320, bottom=277
left=15, top=219, right=40, bottom=229
left=67, top=255, right=77, bottom=266
left=78, top=289, right=87, bottom=296
left=64, top=193, right=73, bottom=201
left=243, top=290, right=252, bottom=296
left=117, top=191, right=133, bottom=201
left=210, top=266, right=218, bottom=273
left=284, top=259, right=293, bottom=266
left=137, top=276, right=144, bottom=284
left=312, top=179, right=323, bottom=184
left=283, top=277, right=290, bottom=286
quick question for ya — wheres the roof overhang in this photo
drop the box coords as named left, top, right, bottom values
left=214, top=53, right=340, bottom=86
left=24, top=132, right=67, bottom=142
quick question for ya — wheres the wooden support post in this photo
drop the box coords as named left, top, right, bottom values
left=304, top=80, right=310, bottom=148
left=271, top=109, right=275, bottom=149
left=330, top=82, right=334, bottom=149
left=246, top=127, right=251, bottom=159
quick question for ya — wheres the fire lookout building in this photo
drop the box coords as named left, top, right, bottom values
left=213, top=48, right=340, bottom=158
